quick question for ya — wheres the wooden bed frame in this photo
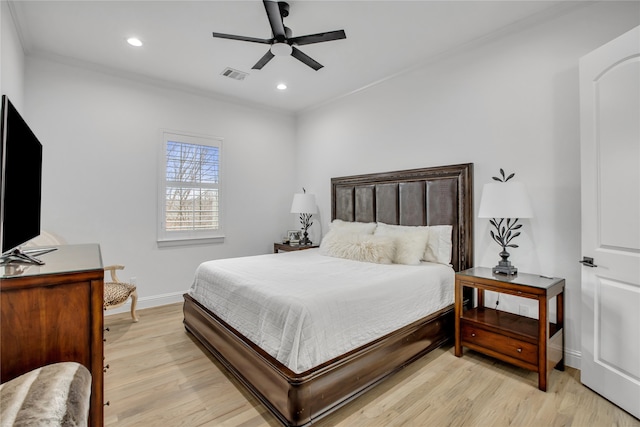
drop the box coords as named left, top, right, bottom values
left=183, top=163, right=474, bottom=426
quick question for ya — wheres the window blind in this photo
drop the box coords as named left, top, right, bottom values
left=165, top=140, right=220, bottom=232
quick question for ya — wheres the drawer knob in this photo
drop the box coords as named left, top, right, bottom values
left=517, top=348, right=522, bottom=353
left=471, top=333, right=476, bottom=337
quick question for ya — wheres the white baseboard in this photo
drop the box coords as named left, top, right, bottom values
left=565, top=348, right=581, bottom=370
left=104, top=290, right=186, bottom=317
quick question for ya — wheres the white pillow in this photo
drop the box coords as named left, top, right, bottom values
left=374, top=223, right=429, bottom=265
left=319, top=231, right=395, bottom=264
left=423, top=225, right=453, bottom=265
left=328, top=219, right=377, bottom=235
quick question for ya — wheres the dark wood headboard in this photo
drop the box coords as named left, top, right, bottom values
left=331, top=163, right=473, bottom=272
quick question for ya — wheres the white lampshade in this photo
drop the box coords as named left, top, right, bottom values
left=478, top=181, right=533, bottom=219
left=290, top=193, right=317, bottom=214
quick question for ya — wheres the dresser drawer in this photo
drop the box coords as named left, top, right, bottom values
left=461, top=322, right=538, bottom=365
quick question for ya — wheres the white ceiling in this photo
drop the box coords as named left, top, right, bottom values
left=11, top=0, right=575, bottom=113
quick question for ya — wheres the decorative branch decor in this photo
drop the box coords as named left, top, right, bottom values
left=492, top=168, right=514, bottom=183
left=489, top=218, right=522, bottom=250
left=299, top=212, right=313, bottom=244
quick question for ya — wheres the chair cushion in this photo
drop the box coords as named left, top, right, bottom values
left=104, top=282, right=136, bottom=308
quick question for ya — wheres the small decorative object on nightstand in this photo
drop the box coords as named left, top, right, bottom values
left=290, top=188, right=317, bottom=246
left=286, top=230, right=301, bottom=246
left=478, top=169, right=533, bottom=275
left=454, top=267, right=565, bottom=391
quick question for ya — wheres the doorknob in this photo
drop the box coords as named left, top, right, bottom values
left=580, top=256, right=598, bottom=267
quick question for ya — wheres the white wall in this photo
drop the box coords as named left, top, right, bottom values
left=1, top=1, right=3, bottom=97
left=1, top=0, right=25, bottom=108
left=294, top=2, right=640, bottom=368
left=25, top=57, right=297, bottom=309
left=1, top=0, right=26, bottom=252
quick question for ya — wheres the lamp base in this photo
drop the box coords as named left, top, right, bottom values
left=301, top=230, right=312, bottom=246
left=299, top=214, right=313, bottom=246
left=493, top=249, right=518, bottom=275
left=493, top=262, right=518, bottom=275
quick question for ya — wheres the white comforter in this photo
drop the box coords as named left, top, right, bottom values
left=189, top=249, right=454, bottom=373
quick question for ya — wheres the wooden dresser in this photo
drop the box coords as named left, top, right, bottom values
left=0, top=244, right=104, bottom=426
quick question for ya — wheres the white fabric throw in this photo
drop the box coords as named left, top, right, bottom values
left=0, top=362, right=91, bottom=427
left=189, top=249, right=454, bottom=373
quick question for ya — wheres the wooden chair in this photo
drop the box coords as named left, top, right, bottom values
left=103, top=265, right=139, bottom=322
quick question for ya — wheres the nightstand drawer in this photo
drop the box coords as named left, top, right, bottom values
left=461, top=322, right=538, bottom=365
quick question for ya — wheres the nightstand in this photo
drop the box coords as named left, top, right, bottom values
left=454, top=267, right=565, bottom=391
left=273, top=243, right=319, bottom=253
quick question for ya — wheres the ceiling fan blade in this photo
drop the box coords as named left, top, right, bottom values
left=291, top=46, right=323, bottom=71
left=263, top=0, right=286, bottom=41
left=252, top=50, right=275, bottom=70
left=212, top=32, right=272, bottom=44
left=289, top=30, right=346, bottom=46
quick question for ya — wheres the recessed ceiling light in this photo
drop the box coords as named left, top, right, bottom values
left=277, top=83, right=287, bottom=90
left=127, top=37, right=143, bottom=47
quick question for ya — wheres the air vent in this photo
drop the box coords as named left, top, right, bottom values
left=221, top=67, right=248, bottom=81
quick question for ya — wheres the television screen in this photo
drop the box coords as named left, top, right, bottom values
left=1, top=95, right=43, bottom=254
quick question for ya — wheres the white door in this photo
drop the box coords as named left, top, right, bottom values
left=580, top=26, right=640, bottom=419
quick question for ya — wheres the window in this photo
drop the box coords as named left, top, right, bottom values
left=158, top=131, right=223, bottom=246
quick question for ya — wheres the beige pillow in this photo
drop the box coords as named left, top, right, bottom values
left=374, top=223, right=429, bottom=265
left=319, top=231, right=395, bottom=264
left=328, top=219, right=377, bottom=235
left=423, top=225, right=453, bottom=265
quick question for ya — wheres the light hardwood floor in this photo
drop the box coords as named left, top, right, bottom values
left=104, top=303, right=639, bottom=427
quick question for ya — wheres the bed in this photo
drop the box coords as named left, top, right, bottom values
left=183, top=163, right=474, bottom=426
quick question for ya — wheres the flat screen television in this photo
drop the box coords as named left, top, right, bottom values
left=0, top=95, right=47, bottom=264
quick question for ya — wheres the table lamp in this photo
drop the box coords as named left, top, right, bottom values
left=478, top=169, right=533, bottom=275
left=290, top=188, right=317, bottom=246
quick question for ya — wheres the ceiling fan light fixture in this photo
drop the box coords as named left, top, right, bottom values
left=271, top=42, right=292, bottom=56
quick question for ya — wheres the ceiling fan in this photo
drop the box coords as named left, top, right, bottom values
left=212, top=0, right=346, bottom=71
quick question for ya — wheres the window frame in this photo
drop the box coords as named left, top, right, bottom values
left=157, top=129, right=224, bottom=247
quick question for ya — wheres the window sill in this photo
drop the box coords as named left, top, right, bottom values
left=157, top=236, right=225, bottom=248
